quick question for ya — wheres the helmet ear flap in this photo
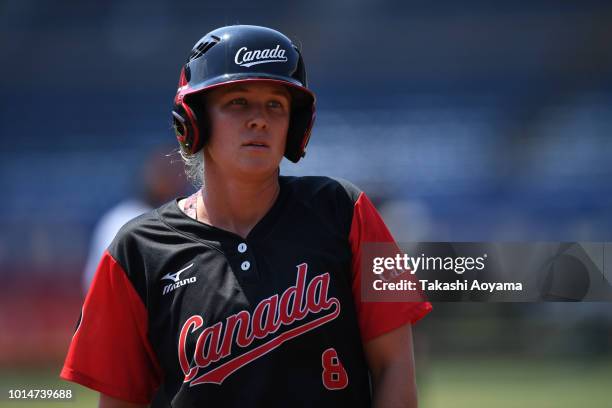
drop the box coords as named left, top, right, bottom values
left=284, top=88, right=316, bottom=162
left=172, top=101, right=202, bottom=154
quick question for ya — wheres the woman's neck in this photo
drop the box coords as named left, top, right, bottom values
left=197, top=168, right=280, bottom=238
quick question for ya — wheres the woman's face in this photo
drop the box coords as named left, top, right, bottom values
left=203, top=81, right=291, bottom=182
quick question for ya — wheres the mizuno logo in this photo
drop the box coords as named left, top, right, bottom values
left=162, top=263, right=194, bottom=283
left=162, top=263, right=197, bottom=295
left=234, top=45, right=287, bottom=68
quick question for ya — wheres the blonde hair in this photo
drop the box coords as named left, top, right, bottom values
left=176, top=147, right=204, bottom=189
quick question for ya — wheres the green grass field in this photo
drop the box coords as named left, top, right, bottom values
left=419, top=357, right=612, bottom=408
left=1, top=357, right=611, bottom=407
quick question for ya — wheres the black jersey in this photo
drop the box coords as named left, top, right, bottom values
left=61, top=176, right=431, bottom=407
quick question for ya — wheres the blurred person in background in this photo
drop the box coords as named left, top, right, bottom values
left=82, top=146, right=187, bottom=293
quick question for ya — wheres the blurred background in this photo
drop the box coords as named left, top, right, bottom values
left=1, top=1, right=611, bottom=407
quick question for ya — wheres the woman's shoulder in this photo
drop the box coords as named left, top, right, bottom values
left=281, top=175, right=363, bottom=204
left=108, top=200, right=176, bottom=258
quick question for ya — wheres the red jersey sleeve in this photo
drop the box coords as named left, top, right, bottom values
left=60, top=250, right=162, bottom=404
left=349, top=192, right=432, bottom=343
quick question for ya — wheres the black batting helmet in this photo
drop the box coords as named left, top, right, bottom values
left=171, top=25, right=316, bottom=163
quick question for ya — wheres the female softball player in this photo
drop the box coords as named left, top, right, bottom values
left=61, top=25, right=432, bottom=408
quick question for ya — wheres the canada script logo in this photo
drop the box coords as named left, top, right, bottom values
left=234, top=44, right=288, bottom=67
left=178, top=263, right=340, bottom=386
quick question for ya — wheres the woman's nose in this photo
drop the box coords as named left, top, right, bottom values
left=246, top=104, right=268, bottom=130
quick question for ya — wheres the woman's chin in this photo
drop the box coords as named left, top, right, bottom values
left=233, top=158, right=281, bottom=180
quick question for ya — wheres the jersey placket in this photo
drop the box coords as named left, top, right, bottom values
left=222, top=239, right=260, bottom=283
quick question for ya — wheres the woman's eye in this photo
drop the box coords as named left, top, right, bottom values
left=268, top=100, right=284, bottom=109
left=229, top=98, right=247, bottom=106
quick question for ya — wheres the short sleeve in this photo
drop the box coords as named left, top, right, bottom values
left=60, top=250, right=162, bottom=404
left=348, top=192, right=432, bottom=343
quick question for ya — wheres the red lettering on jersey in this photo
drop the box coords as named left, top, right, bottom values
left=178, top=315, right=203, bottom=381
left=321, top=348, right=348, bottom=390
left=252, top=294, right=281, bottom=338
left=178, top=263, right=341, bottom=386
left=306, top=272, right=334, bottom=313
left=193, top=301, right=340, bottom=386
left=194, top=321, right=223, bottom=368
left=223, top=310, right=253, bottom=351
left=279, top=263, right=308, bottom=324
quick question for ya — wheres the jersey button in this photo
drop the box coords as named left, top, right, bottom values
left=241, top=261, right=251, bottom=271
left=238, top=243, right=247, bottom=253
